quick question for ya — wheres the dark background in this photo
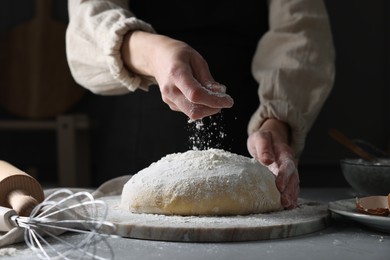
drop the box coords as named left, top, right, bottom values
left=0, top=0, right=389, bottom=188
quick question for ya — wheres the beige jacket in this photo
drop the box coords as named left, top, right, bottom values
left=66, top=0, right=335, bottom=156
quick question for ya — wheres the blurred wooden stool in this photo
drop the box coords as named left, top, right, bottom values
left=0, top=114, right=90, bottom=187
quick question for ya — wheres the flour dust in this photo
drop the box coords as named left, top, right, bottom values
left=187, top=112, right=230, bottom=151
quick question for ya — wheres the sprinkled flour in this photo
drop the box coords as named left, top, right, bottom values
left=187, top=113, right=227, bottom=151
left=186, top=82, right=231, bottom=151
left=121, top=149, right=281, bottom=216
left=101, top=196, right=329, bottom=242
left=0, top=248, right=17, bottom=256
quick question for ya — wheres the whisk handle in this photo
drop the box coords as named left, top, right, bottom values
left=0, top=206, right=17, bottom=232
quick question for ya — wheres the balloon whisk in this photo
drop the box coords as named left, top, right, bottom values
left=0, top=189, right=117, bottom=260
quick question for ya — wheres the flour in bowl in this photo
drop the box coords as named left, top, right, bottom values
left=121, top=149, right=282, bottom=216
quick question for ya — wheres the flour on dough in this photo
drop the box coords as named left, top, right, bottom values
left=121, top=149, right=282, bottom=216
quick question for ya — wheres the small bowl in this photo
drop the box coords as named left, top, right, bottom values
left=340, top=158, right=390, bottom=196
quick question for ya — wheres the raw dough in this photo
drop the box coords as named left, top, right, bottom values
left=121, top=149, right=282, bottom=216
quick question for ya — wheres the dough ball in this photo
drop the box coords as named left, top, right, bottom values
left=121, top=149, right=282, bottom=216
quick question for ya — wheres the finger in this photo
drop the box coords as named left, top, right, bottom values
left=279, top=169, right=300, bottom=209
left=257, top=131, right=275, bottom=165
left=280, top=192, right=291, bottom=209
left=187, top=104, right=222, bottom=120
left=247, top=131, right=275, bottom=165
left=277, top=168, right=299, bottom=209
left=162, top=88, right=222, bottom=119
left=186, top=83, right=234, bottom=109
left=275, top=158, right=296, bottom=192
left=280, top=174, right=300, bottom=209
left=172, top=69, right=234, bottom=109
left=204, top=82, right=227, bottom=94
left=161, top=91, right=180, bottom=112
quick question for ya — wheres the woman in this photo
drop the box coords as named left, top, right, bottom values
left=66, top=0, right=335, bottom=208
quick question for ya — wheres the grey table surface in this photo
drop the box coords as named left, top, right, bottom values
left=1, top=188, right=389, bottom=260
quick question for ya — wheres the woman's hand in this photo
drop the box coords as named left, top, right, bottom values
left=247, top=118, right=300, bottom=209
left=122, top=31, right=234, bottom=120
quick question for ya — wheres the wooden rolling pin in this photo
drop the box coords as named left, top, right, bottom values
left=0, top=161, right=44, bottom=216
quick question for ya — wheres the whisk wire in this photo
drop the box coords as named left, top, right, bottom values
left=17, top=189, right=117, bottom=260
left=34, top=191, right=95, bottom=219
left=26, top=227, right=53, bottom=259
left=32, top=228, right=110, bottom=260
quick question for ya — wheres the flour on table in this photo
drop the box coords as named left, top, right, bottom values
left=0, top=248, right=17, bottom=256
left=121, top=149, right=282, bottom=216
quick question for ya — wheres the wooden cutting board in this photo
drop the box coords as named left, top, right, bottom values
left=0, top=0, right=85, bottom=118
left=100, top=196, right=330, bottom=242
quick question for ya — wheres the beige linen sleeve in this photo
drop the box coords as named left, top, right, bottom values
left=66, top=0, right=156, bottom=95
left=248, top=0, right=335, bottom=156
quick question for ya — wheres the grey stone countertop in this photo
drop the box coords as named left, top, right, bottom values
left=1, top=187, right=389, bottom=260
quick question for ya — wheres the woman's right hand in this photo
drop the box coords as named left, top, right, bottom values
left=121, top=31, right=234, bottom=120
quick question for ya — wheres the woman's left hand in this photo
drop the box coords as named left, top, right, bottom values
left=247, top=118, right=300, bottom=209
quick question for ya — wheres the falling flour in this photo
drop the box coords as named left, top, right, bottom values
left=187, top=113, right=227, bottom=151
left=186, top=82, right=232, bottom=151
